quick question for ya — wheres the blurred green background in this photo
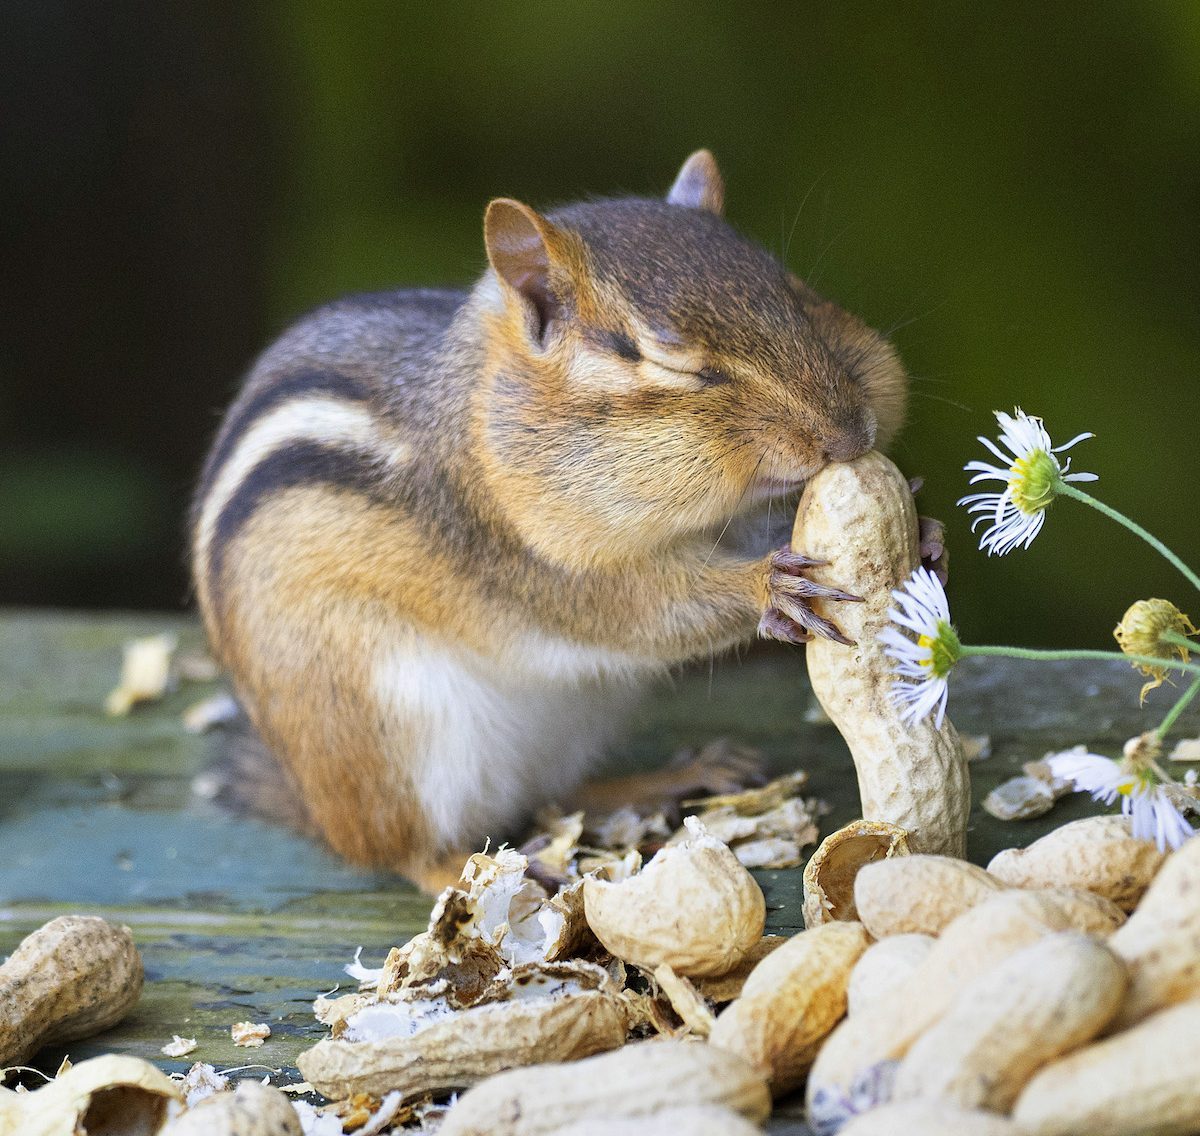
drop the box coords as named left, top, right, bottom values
left=2, top=2, right=1199, bottom=647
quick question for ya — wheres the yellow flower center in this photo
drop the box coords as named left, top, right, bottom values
left=917, top=621, right=961, bottom=679
left=1008, top=449, right=1060, bottom=515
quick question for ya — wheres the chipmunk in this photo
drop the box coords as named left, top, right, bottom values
left=191, top=151, right=909, bottom=892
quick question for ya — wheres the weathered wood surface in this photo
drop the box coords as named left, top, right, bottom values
left=1, top=609, right=1178, bottom=1130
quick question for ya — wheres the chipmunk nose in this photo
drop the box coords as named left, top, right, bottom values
left=824, top=409, right=877, bottom=463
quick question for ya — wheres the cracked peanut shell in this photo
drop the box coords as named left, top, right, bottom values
left=582, top=817, right=765, bottom=978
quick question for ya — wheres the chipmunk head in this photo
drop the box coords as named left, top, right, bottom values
left=476, top=151, right=908, bottom=562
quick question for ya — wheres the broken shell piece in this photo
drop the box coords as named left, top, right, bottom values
left=161, top=1034, right=198, bottom=1058
left=163, top=1080, right=302, bottom=1135
left=7, top=1054, right=182, bottom=1136
left=1025, top=755, right=1075, bottom=795
left=674, top=771, right=822, bottom=870
left=653, top=964, right=717, bottom=1037
left=1169, top=736, right=1200, bottom=761
left=583, top=817, right=765, bottom=977
left=385, top=846, right=583, bottom=999
left=585, top=807, right=671, bottom=852
left=983, top=775, right=1059, bottom=821
left=802, top=819, right=911, bottom=929
left=685, top=770, right=809, bottom=815
left=298, top=962, right=629, bottom=1101
left=105, top=631, right=178, bottom=716
left=181, top=691, right=239, bottom=734
left=436, top=1038, right=771, bottom=1136
left=231, top=1021, right=271, bottom=1047
left=179, top=1062, right=229, bottom=1108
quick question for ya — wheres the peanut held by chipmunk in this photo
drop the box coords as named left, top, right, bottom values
left=191, top=151, right=909, bottom=890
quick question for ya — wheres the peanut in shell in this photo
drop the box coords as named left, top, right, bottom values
left=805, top=889, right=1075, bottom=1133
left=1108, top=834, right=1200, bottom=1028
left=707, top=921, right=869, bottom=1096
left=836, top=1099, right=1023, bottom=1136
left=297, top=984, right=628, bottom=1101
left=987, top=814, right=1167, bottom=911
left=853, top=854, right=1004, bottom=937
left=793, top=451, right=970, bottom=857
left=1013, top=998, right=1200, bottom=1136
left=437, top=1038, right=771, bottom=1136
left=891, top=931, right=1128, bottom=1112
left=845, top=934, right=934, bottom=1017
left=545, top=1105, right=764, bottom=1136
left=1033, top=886, right=1126, bottom=936
left=0, top=915, right=144, bottom=1067
left=162, top=1080, right=302, bottom=1135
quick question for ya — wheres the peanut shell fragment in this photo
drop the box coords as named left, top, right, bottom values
left=437, top=1039, right=771, bottom=1136
left=0, top=915, right=144, bottom=1067
left=801, top=819, right=910, bottom=929
left=793, top=451, right=970, bottom=856
left=987, top=814, right=1166, bottom=911
left=297, top=982, right=628, bottom=1101
left=582, top=817, right=765, bottom=977
left=2, top=1054, right=182, bottom=1136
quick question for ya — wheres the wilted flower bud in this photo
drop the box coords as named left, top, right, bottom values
left=1113, top=598, right=1198, bottom=701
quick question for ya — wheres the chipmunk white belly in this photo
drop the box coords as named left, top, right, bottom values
left=372, top=630, right=654, bottom=846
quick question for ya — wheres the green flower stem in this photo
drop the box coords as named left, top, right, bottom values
left=1054, top=480, right=1200, bottom=595
left=1157, top=676, right=1200, bottom=741
left=959, top=644, right=1200, bottom=679
left=1162, top=630, right=1200, bottom=656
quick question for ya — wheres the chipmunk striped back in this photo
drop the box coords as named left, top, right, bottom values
left=191, top=288, right=465, bottom=648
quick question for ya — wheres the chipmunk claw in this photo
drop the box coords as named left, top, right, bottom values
left=759, top=547, right=859, bottom=647
left=919, top=514, right=949, bottom=584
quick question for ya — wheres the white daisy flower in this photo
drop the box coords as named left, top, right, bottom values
left=958, top=408, right=1097, bottom=555
left=879, top=567, right=961, bottom=728
left=1045, top=745, right=1196, bottom=853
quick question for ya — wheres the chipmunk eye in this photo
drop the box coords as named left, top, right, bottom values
left=601, top=330, right=641, bottom=362
left=696, top=366, right=733, bottom=387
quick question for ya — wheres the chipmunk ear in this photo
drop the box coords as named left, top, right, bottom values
left=484, top=198, right=566, bottom=343
left=666, top=150, right=725, bottom=215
